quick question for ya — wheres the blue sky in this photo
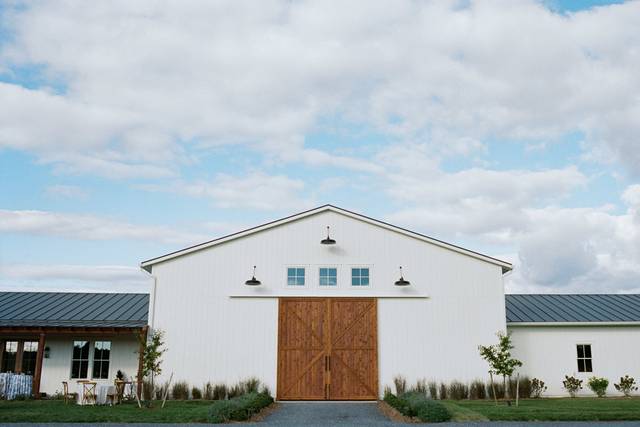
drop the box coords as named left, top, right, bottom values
left=1, top=0, right=639, bottom=294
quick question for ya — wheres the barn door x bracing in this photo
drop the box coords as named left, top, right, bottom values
left=277, top=298, right=378, bottom=400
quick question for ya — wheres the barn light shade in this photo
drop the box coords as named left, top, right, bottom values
left=394, top=266, right=411, bottom=286
left=245, top=266, right=262, bottom=286
left=320, top=226, right=336, bottom=245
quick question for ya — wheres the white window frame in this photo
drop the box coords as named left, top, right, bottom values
left=70, top=340, right=90, bottom=379
left=350, top=265, right=372, bottom=288
left=318, top=266, right=339, bottom=288
left=576, top=343, right=593, bottom=374
left=92, top=340, right=112, bottom=380
left=285, top=266, right=307, bottom=287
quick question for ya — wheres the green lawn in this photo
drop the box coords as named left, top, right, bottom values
left=454, top=397, right=640, bottom=421
left=0, top=400, right=214, bottom=423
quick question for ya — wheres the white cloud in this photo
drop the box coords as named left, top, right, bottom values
left=0, top=264, right=151, bottom=292
left=144, top=172, right=313, bottom=211
left=0, top=209, right=207, bottom=245
left=44, top=184, right=89, bottom=199
left=0, top=0, right=638, bottom=175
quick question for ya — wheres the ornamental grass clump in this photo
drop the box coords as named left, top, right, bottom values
left=171, top=381, right=190, bottom=400
left=448, top=381, right=469, bottom=400
left=383, top=390, right=451, bottom=423
left=509, top=376, right=532, bottom=399
left=243, top=377, right=261, bottom=394
left=563, top=375, right=583, bottom=398
left=412, top=379, right=427, bottom=396
left=614, top=375, right=638, bottom=397
left=393, top=375, right=407, bottom=396
left=191, top=386, right=202, bottom=400
left=207, top=391, right=273, bottom=423
left=531, top=378, right=547, bottom=398
left=212, top=383, right=227, bottom=400
left=587, top=377, right=609, bottom=398
left=438, top=383, right=448, bottom=400
left=469, top=380, right=487, bottom=400
left=428, top=381, right=438, bottom=399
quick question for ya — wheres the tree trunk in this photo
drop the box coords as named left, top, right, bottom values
left=503, top=376, right=508, bottom=401
left=515, top=373, right=520, bottom=407
left=489, top=372, right=498, bottom=406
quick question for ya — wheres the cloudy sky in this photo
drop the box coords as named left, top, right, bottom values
left=1, top=0, right=639, bottom=294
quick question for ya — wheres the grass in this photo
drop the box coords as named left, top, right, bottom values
left=0, top=400, right=215, bottom=423
left=440, top=401, right=489, bottom=422
left=455, top=397, right=640, bottom=421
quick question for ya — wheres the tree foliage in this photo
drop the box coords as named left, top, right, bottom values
left=478, top=331, right=523, bottom=400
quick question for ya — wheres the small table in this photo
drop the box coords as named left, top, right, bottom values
left=96, top=384, right=116, bottom=405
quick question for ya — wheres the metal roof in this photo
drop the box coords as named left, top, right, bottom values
left=506, top=294, right=640, bottom=324
left=0, top=292, right=149, bottom=328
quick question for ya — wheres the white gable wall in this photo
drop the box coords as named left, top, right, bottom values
left=150, top=210, right=506, bottom=397
left=509, top=325, right=640, bottom=397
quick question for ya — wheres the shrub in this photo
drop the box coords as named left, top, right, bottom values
left=487, top=381, right=505, bottom=399
left=531, top=378, right=547, bottom=398
left=469, top=380, right=486, bottom=400
left=172, top=381, right=190, bottom=400
left=587, top=377, right=609, bottom=398
left=448, top=381, right=468, bottom=400
left=208, top=391, right=273, bottom=423
left=428, top=381, right=438, bottom=399
left=563, top=375, right=583, bottom=398
left=393, top=375, right=407, bottom=396
left=384, top=390, right=451, bottom=423
left=213, top=383, right=228, bottom=400
left=191, top=386, right=202, bottom=400
left=438, top=383, right=448, bottom=400
left=614, top=375, right=638, bottom=397
left=508, top=376, right=532, bottom=399
left=203, top=382, right=214, bottom=400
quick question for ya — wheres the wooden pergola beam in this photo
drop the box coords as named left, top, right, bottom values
left=33, top=333, right=46, bottom=399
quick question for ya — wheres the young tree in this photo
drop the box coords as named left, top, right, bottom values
left=138, top=329, right=167, bottom=404
left=478, top=331, right=523, bottom=404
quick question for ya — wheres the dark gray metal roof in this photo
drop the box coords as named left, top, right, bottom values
left=0, top=292, right=149, bottom=328
left=506, top=294, right=640, bottom=323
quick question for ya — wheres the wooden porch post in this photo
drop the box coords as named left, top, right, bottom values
left=137, top=326, right=148, bottom=398
left=33, top=333, right=46, bottom=399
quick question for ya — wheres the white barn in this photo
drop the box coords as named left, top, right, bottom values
left=1, top=205, right=638, bottom=399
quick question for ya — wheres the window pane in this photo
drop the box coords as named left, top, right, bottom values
left=577, top=345, right=584, bottom=358
left=585, top=359, right=592, bottom=372
left=71, top=361, right=80, bottom=378
left=287, top=277, right=296, bottom=286
left=1, top=341, right=18, bottom=373
left=297, top=268, right=305, bottom=277
left=352, top=277, right=360, bottom=286
left=21, top=341, right=38, bottom=375
left=320, top=277, right=327, bottom=286
left=328, top=268, right=337, bottom=277
left=287, top=268, right=295, bottom=277
left=328, top=277, right=336, bottom=286
left=320, top=268, right=327, bottom=276
left=352, top=268, right=360, bottom=276
left=361, top=277, right=369, bottom=286
left=80, top=361, right=88, bottom=379
left=577, top=359, right=585, bottom=372
left=361, top=268, right=369, bottom=277
left=584, top=345, right=592, bottom=358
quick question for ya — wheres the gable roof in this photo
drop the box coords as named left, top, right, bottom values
left=506, top=294, right=640, bottom=324
left=141, top=204, right=512, bottom=273
left=0, top=292, right=149, bottom=328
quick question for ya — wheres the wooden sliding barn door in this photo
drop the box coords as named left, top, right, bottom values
left=277, top=298, right=378, bottom=400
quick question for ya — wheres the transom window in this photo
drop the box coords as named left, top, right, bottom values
left=92, top=341, right=111, bottom=379
left=319, top=268, right=337, bottom=286
left=287, top=268, right=305, bottom=286
left=577, top=344, right=592, bottom=373
left=351, top=268, right=370, bottom=286
left=71, top=340, right=90, bottom=379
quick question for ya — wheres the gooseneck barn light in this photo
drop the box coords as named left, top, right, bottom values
left=320, top=226, right=336, bottom=245
left=245, top=265, right=262, bottom=286
left=394, top=266, right=411, bottom=286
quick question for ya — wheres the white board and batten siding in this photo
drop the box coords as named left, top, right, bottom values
left=147, top=208, right=509, bottom=397
left=510, top=325, right=640, bottom=397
